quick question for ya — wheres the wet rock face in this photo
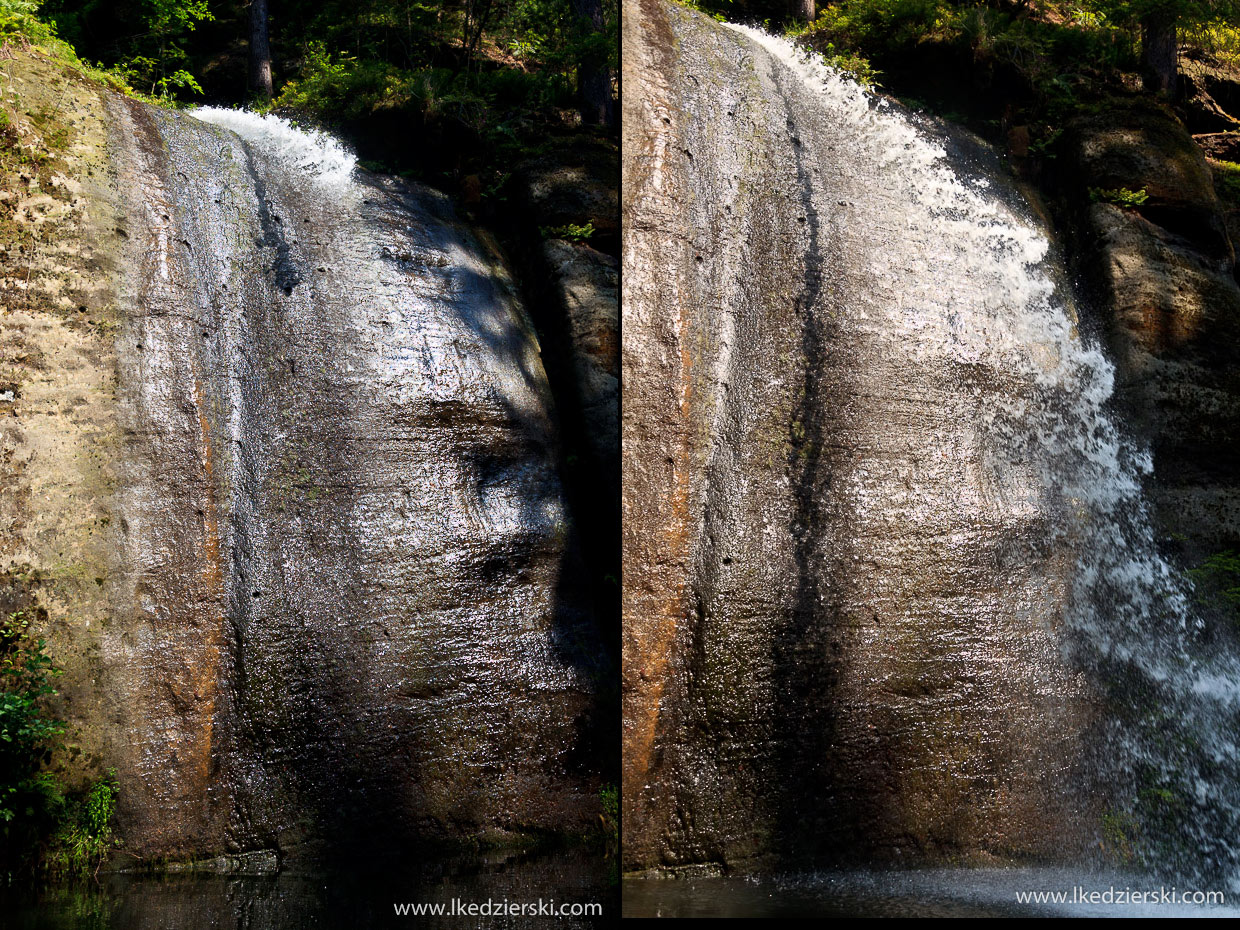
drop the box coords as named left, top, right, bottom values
left=104, top=101, right=604, bottom=861
left=5, top=50, right=603, bottom=865
left=623, top=0, right=1103, bottom=872
left=501, top=143, right=620, bottom=661
left=0, top=50, right=127, bottom=802
left=505, top=140, right=621, bottom=488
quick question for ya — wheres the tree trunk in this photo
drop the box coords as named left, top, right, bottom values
left=1141, top=10, right=1177, bottom=99
left=792, top=0, right=816, bottom=23
left=249, top=0, right=273, bottom=102
left=571, top=0, right=615, bottom=128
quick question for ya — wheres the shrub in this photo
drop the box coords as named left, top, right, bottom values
left=1, top=610, right=64, bottom=825
left=540, top=222, right=596, bottom=241
left=1, top=610, right=65, bottom=878
left=1183, top=19, right=1240, bottom=63
left=0, top=0, right=56, bottom=44
left=45, top=775, right=119, bottom=877
left=1, top=611, right=118, bottom=879
left=808, top=0, right=945, bottom=52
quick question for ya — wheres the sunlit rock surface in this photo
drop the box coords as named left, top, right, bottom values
left=2, top=48, right=605, bottom=865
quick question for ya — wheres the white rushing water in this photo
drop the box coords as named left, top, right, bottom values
left=192, top=107, right=357, bottom=187
left=727, top=23, right=1240, bottom=887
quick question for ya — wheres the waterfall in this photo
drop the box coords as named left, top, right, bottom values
left=734, top=22, right=1240, bottom=887
left=622, top=0, right=1238, bottom=885
left=99, top=99, right=603, bottom=860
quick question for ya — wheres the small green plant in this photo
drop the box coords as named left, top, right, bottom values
left=1, top=610, right=64, bottom=825
left=1028, top=126, right=1065, bottom=158
left=597, top=783, right=618, bottom=844
left=1, top=611, right=120, bottom=879
left=540, top=221, right=595, bottom=242
left=1070, top=8, right=1110, bottom=29
left=45, top=774, right=119, bottom=877
left=1, top=609, right=65, bottom=879
left=1089, top=186, right=1149, bottom=207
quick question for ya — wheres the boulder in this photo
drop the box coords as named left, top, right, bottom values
left=1181, top=51, right=1240, bottom=134
left=507, top=134, right=620, bottom=254
left=542, top=239, right=619, bottom=483
left=1073, top=123, right=1240, bottom=553
left=1195, top=131, right=1240, bottom=164
left=1067, top=97, right=1234, bottom=264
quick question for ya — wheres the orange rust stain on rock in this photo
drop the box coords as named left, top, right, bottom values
left=620, top=0, right=699, bottom=861
left=191, top=372, right=225, bottom=788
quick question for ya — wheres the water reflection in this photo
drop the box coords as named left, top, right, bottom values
left=5, top=847, right=615, bottom=929
left=623, top=869, right=1240, bottom=918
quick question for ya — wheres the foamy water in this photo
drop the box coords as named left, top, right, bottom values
left=192, top=107, right=357, bottom=187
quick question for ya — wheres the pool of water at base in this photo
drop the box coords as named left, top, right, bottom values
left=3, top=847, right=616, bottom=929
left=622, top=867, right=1240, bottom=918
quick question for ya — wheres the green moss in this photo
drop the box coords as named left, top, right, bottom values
left=540, top=221, right=596, bottom=242
left=1213, top=159, right=1240, bottom=204
left=1101, top=809, right=1138, bottom=863
left=272, top=455, right=334, bottom=512
left=1188, top=548, right=1240, bottom=627
left=1089, top=186, right=1149, bottom=207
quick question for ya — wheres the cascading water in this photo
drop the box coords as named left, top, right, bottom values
left=192, top=108, right=358, bottom=185
left=95, top=96, right=605, bottom=863
left=622, top=0, right=1238, bottom=890
left=731, top=25, right=1240, bottom=888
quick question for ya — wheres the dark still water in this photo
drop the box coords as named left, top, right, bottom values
left=622, top=868, right=1240, bottom=918
left=4, top=847, right=616, bottom=929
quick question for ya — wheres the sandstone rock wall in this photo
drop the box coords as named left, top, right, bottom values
left=1, top=47, right=605, bottom=866
left=622, top=0, right=1102, bottom=872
